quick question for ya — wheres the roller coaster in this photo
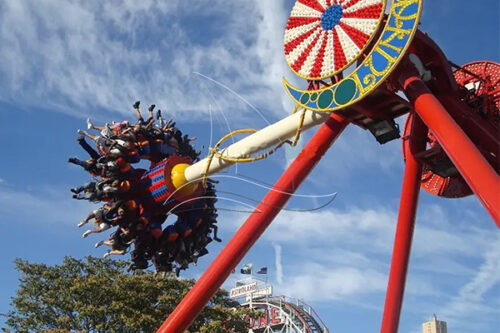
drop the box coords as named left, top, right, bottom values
left=232, top=277, right=329, bottom=333
left=245, top=296, right=328, bottom=333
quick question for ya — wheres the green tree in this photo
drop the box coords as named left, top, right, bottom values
left=5, top=257, right=255, bottom=333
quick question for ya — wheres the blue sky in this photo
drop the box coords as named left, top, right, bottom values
left=0, top=1, right=499, bottom=332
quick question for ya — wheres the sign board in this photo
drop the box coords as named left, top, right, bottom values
left=244, top=306, right=284, bottom=329
left=230, top=282, right=257, bottom=299
left=246, top=286, right=273, bottom=301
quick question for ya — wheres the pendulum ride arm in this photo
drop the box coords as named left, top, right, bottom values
left=184, top=110, right=330, bottom=182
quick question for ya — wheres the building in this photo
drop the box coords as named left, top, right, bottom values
left=422, top=314, right=448, bottom=333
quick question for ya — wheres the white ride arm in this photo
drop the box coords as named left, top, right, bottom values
left=184, top=110, right=331, bottom=182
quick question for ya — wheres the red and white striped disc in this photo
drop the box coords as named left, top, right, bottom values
left=284, top=0, right=386, bottom=80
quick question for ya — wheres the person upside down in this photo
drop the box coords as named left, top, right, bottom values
left=69, top=101, right=218, bottom=275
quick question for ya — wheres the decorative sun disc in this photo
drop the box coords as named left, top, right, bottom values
left=284, top=0, right=386, bottom=80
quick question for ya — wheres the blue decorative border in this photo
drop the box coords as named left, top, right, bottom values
left=284, top=0, right=423, bottom=111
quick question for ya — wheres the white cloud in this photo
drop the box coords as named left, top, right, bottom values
left=218, top=201, right=496, bottom=316
left=0, top=184, right=89, bottom=226
left=263, top=207, right=397, bottom=254
left=1, top=1, right=497, bottom=330
left=0, top=0, right=292, bottom=122
left=278, top=263, right=387, bottom=302
left=273, top=243, right=284, bottom=284
left=438, top=235, right=500, bottom=331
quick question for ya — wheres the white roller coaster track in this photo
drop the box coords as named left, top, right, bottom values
left=245, top=296, right=330, bottom=333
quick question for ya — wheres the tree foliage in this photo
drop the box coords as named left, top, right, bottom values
left=5, top=257, right=255, bottom=333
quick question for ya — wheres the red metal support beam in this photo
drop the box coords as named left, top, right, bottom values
left=436, top=94, right=499, bottom=170
left=401, top=75, right=500, bottom=226
left=157, top=113, right=350, bottom=332
left=380, top=113, right=427, bottom=333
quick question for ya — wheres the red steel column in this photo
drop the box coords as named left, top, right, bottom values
left=402, top=75, right=500, bottom=226
left=157, top=113, right=350, bottom=332
left=380, top=113, right=427, bottom=333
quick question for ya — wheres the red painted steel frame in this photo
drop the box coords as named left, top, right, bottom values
left=402, top=75, right=500, bottom=226
left=157, top=113, right=350, bottom=332
left=380, top=114, right=428, bottom=333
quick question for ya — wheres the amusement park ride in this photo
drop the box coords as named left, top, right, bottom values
left=231, top=275, right=330, bottom=333
left=71, top=0, right=499, bottom=332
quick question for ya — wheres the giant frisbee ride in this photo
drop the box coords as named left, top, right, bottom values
left=158, top=0, right=499, bottom=332
left=68, top=0, right=499, bottom=332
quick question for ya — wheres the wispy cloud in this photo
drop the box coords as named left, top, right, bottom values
left=2, top=1, right=497, bottom=331
left=0, top=0, right=292, bottom=122
left=273, top=243, right=284, bottom=284
left=219, top=201, right=496, bottom=317
left=0, top=184, right=88, bottom=226
left=439, top=235, right=500, bottom=331
left=279, top=263, right=388, bottom=302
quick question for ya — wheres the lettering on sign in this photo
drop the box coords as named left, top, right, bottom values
left=244, top=306, right=283, bottom=329
left=246, top=286, right=273, bottom=301
left=229, top=282, right=258, bottom=298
